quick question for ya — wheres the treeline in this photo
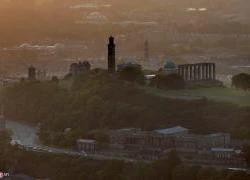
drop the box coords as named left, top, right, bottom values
left=2, top=70, right=250, bottom=147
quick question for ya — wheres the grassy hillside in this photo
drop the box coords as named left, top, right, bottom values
left=145, top=87, right=250, bottom=107
left=2, top=71, right=250, bottom=145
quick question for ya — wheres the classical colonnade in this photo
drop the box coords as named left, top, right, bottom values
left=177, top=63, right=216, bottom=81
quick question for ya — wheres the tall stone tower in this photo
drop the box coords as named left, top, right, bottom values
left=28, top=66, right=36, bottom=80
left=144, top=40, right=149, bottom=61
left=108, top=36, right=116, bottom=73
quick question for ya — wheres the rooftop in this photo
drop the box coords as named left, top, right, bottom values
left=211, top=148, right=235, bottom=152
left=77, top=139, right=96, bottom=144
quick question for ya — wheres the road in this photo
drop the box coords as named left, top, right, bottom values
left=5, top=120, right=136, bottom=162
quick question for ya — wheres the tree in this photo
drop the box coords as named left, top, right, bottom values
left=243, top=145, right=250, bottom=167
left=232, top=73, right=250, bottom=90
left=0, top=129, right=12, bottom=171
left=150, top=74, right=185, bottom=90
left=52, top=76, right=59, bottom=84
left=150, top=150, right=181, bottom=180
left=172, top=165, right=200, bottom=180
left=117, top=63, right=144, bottom=83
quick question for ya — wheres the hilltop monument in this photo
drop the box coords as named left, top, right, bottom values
left=108, top=36, right=116, bottom=73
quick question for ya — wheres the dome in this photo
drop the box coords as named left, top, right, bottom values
left=164, top=60, right=176, bottom=69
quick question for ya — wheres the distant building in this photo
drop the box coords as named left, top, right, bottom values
left=107, top=126, right=239, bottom=161
left=211, top=148, right=239, bottom=160
left=70, top=61, right=91, bottom=76
left=28, top=66, right=36, bottom=80
left=77, top=139, right=96, bottom=153
left=202, top=133, right=231, bottom=149
left=177, top=63, right=216, bottom=81
left=108, top=36, right=116, bottom=73
left=158, top=59, right=178, bottom=75
left=36, top=69, right=46, bottom=80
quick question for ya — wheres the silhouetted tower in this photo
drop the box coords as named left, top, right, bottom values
left=108, top=36, right=116, bottom=73
left=28, top=66, right=36, bottom=80
left=144, top=40, right=149, bottom=61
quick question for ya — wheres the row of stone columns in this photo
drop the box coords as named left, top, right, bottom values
left=178, top=63, right=216, bottom=81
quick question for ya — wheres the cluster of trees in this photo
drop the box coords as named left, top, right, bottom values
left=2, top=70, right=250, bottom=147
left=150, top=74, right=185, bottom=90
left=232, top=73, right=250, bottom=90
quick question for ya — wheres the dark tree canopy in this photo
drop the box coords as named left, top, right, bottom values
left=150, top=73, right=185, bottom=90
left=232, top=73, right=250, bottom=90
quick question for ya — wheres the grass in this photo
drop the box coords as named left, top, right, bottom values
left=144, top=87, right=250, bottom=107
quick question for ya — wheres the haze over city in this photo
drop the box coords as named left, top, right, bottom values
left=1, top=0, right=250, bottom=180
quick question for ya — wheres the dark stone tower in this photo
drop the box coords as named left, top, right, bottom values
left=28, top=66, right=36, bottom=80
left=144, top=40, right=149, bottom=61
left=108, top=36, right=116, bottom=73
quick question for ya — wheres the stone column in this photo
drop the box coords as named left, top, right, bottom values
left=189, top=64, right=193, bottom=80
left=185, top=65, right=189, bottom=81
left=203, top=64, right=206, bottom=80
left=197, top=64, right=201, bottom=80
left=212, top=63, right=216, bottom=80
left=194, top=64, right=197, bottom=80
left=208, top=63, right=212, bottom=80
left=181, top=65, right=185, bottom=79
left=205, top=63, right=208, bottom=80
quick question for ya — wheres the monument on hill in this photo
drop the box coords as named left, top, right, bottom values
left=108, top=36, right=116, bottom=73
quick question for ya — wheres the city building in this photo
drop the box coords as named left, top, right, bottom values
left=161, top=60, right=178, bottom=75
left=69, top=61, right=91, bottom=76
left=107, top=126, right=240, bottom=161
left=177, top=63, right=216, bottom=81
left=77, top=139, right=96, bottom=153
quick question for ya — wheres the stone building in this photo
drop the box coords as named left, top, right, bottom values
left=70, top=61, right=91, bottom=76
left=161, top=60, right=178, bottom=75
left=177, top=63, right=216, bottom=81
left=77, top=139, right=96, bottom=153
left=108, top=126, right=235, bottom=160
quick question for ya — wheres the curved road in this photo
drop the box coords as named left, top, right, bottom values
left=5, top=120, right=136, bottom=162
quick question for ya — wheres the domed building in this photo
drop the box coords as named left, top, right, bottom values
left=162, top=59, right=178, bottom=75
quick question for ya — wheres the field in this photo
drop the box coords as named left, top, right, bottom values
left=144, top=87, right=250, bottom=107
